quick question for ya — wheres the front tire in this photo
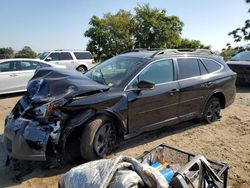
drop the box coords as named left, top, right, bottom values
left=204, top=97, right=221, bottom=123
left=80, top=115, right=116, bottom=161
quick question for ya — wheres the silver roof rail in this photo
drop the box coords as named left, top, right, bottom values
left=151, top=49, right=214, bottom=57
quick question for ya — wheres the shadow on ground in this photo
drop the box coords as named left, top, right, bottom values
left=0, top=92, right=24, bottom=100
left=236, top=84, right=250, bottom=93
left=0, top=119, right=205, bottom=187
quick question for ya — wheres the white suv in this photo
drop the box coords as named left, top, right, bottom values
left=37, top=50, right=96, bottom=72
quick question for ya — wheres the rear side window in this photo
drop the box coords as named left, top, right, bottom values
left=21, top=61, right=41, bottom=70
left=74, top=52, right=92, bottom=60
left=60, top=52, right=73, bottom=60
left=202, top=59, right=222, bottom=73
left=177, top=58, right=200, bottom=79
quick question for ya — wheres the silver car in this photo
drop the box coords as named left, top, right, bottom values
left=0, top=58, right=65, bottom=94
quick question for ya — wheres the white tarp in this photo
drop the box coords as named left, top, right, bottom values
left=59, top=156, right=168, bottom=188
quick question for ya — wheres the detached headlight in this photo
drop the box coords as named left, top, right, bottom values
left=33, top=102, right=61, bottom=119
left=33, top=103, right=50, bottom=118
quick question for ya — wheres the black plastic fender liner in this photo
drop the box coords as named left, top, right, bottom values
left=100, top=109, right=127, bottom=138
left=64, top=109, right=96, bottom=129
left=59, top=109, right=96, bottom=153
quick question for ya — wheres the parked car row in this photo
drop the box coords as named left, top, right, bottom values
left=0, top=50, right=96, bottom=95
left=4, top=49, right=236, bottom=162
left=0, top=58, right=65, bottom=95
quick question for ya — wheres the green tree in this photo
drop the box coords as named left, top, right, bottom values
left=85, top=10, right=135, bottom=60
left=0, top=47, right=14, bottom=59
left=84, top=4, right=184, bottom=60
left=229, top=0, right=250, bottom=42
left=220, top=43, right=241, bottom=61
left=177, top=38, right=210, bottom=49
left=133, top=4, right=183, bottom=48
left=15, top=46, right=37, bottom=58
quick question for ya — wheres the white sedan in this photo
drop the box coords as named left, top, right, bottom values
left=0, top=58, right=65, bottom=95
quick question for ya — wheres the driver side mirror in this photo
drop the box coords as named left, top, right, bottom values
left=45, top=57, right=52, bottom=61
left=137, top=80, right=155, bottom=90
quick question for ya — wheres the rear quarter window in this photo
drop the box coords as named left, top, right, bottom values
left=202, top=59, right=222, bottom=73
left=74, top=52, right=92, bottom=60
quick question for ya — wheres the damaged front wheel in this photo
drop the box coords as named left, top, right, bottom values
left=80, top=115, right=116, bottom=161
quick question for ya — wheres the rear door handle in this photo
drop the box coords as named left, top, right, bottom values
left=206, top=81, right=212, bottom=87
left=170, top=88, right=179, bottom=95
left=201, top=82, right=213, bottom=88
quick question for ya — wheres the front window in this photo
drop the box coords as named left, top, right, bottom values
left=231, top=51, right=250, bottom=61
left=127, top=59, right=174, bottom=89
left=0, top=61, right=21, bottom=72
left=85, top=56, right=143, bottom=88
left=47, top=52, right=60, bottom=61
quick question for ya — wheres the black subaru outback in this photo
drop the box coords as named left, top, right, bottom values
left=4, top=49, right=236, bottom=162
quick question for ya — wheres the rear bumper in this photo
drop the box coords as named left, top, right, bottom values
left=4, top=117, right=49, bottom=161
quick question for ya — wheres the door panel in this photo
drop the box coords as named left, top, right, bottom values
left=176, top=58, right=210, bottom=120
left=0, top=71, right=21, bottom=93
left=126, top=59, right=179, bottom=134
left=127, top=82, right=180, bottom=133
left=16, top=70, right=35, bottom=90
left=178, top=79, right=207, bottom=120
left=0, top=61, right=23, bottom=93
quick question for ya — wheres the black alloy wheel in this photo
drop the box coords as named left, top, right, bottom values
left=204, top=97, right=221, bottom=123
left=80, top=115, right=116, bottom=161
left=93, top=122, right=114, bottom=157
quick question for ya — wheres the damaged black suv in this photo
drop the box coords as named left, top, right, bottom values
left=4, top=49, right=236, bottom=162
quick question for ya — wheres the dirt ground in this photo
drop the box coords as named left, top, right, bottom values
left=0, top=86, right=249, bottom=188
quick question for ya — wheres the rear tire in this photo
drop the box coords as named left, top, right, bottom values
left=204, top=97, right=221, bottom=123
left=80, top=115, right=116, bottom=161
left=77, top=65, right=87, bottom=73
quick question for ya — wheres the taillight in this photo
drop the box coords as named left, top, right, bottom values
left=92, top=60, right=96, bottom=64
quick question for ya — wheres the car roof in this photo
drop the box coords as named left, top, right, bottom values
left=119, top=49, right=224, bottom=62
left=0, top=58, right=46, bottom=63
left=52, top=50, right=91, bottom=53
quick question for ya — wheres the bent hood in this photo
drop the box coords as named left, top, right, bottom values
left=27, top=67, right=109, bottom=102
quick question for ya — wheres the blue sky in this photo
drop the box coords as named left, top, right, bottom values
left=0, top=0, right=249, bottom=53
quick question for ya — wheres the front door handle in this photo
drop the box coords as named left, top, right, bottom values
left=170, top=88, right=179, bottom=95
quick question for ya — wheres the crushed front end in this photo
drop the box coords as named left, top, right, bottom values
left=4, top=93, right=69, bottom=161
left=3, top=67, right=110, bottom=162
